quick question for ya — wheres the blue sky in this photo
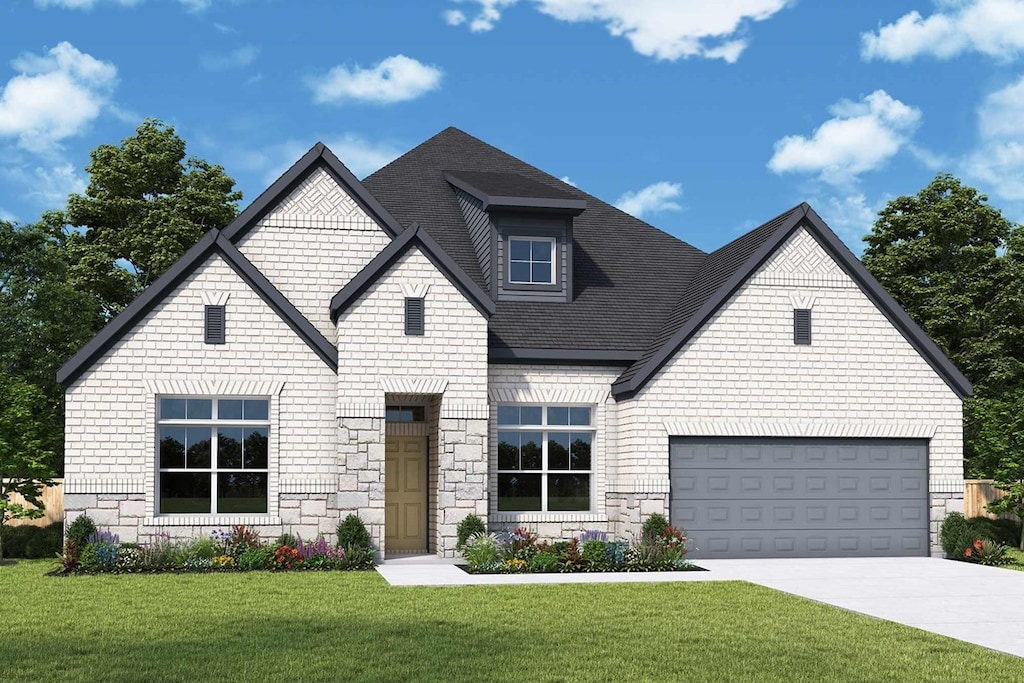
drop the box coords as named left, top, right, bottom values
left=2, top=0, right=1024, bottom=253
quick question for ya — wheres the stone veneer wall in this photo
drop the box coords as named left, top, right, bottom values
left=614, top=228, right=965, bottom=554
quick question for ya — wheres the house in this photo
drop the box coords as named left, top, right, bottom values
left=57, top=127, right=970, bottom=559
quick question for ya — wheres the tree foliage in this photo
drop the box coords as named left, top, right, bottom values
left=863, top=173, right=1024, bottom=483
left=0, top=375, right=56, bottom=562
left=65, top=118, right=242, bottom=315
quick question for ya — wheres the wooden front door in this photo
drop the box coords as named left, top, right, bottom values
left=385, top=436, right=428, bottom=552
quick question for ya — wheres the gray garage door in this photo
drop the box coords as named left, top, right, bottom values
left=669, top=437, right=928, bottom=559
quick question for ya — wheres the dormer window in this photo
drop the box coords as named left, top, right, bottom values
left=509, top=237, right=555, bottom=285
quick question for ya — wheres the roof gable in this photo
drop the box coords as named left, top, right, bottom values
left=612, top=203, right=973, bottom=400
left=330, top=223, right=496, bottom=322
left=57, top=231, right=338, bottom=387
left=222, top=142, right=405, bottom=243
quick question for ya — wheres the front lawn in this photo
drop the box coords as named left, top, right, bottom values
left=1006, top=547, right=1024, bottom=571
left=2, top=560, right=1022, bottom=682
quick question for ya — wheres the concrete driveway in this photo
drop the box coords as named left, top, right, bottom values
left=697, top=557, right=1024, bottom=658
left=379, top=555, right=1024, bottom=657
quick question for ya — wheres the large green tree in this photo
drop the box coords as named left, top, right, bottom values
left=0, top=375, right=56, bottom=562
left=65, top=118, right=242, bottom=315
left=862, top=174, right=1022, bottom=479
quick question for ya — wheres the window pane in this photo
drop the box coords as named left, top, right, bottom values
left=520, top=432, right=542, bottom=469
left=510, top=262, right=531, bottom=283
left=219, top=399, right=243, bottom=420
left=217, top=427, right=243, bottom=468
left=244, top=427, right=269, bottom=469
left=532, top=263, right=552, bottom=284
left=186, top=399, right=212, bottom=420
left=159, top=472, right=210, bottom=513
left=509, top=239, right=531, bottom=261
left=548, top=433, right=570, bottom=470
left=547, top=406, right=568, bottom=426
left=497, top=473, right=541, bottom=511
left=570, top=432, right=592, bottom=470
left=497, top=405, right=519, bottom=426
left=160, top=398, right=185, bottom=420
left=159, top=427, right=186, bottom=468
left=531, top=240, right=552, bottom=262
left=186, top=427, right=212, bottom=468
left=497, top=432, right=519, bottom=470
left=243, top=399, right=268, bottom=421
left=520, top=407, right=542, bottom=425
left=217, top=472, right=267, bottom=514
left=569, top=407, right=592, bottom=426
left=548, top=474, right=590, bottom=511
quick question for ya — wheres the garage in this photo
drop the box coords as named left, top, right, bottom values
left=669, top=437, right=929, bottom=559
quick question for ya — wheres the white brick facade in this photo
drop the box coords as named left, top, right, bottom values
left=63, top=158, right=964, bottom=558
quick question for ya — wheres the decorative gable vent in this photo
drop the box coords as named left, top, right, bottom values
left=405, top=297, right=425, bottom=336
left=205, top=305, right=226, bottom=344
left=793, top=308, right=811, bottom=345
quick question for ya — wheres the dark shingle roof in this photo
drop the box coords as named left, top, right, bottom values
left=363, top=127, right=707, bottom=353
left=444, top=170, right=580, bottom=201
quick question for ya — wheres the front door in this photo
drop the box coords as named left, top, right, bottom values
left=385, top=436, right=428, bottom=553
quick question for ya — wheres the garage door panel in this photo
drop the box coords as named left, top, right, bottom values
left=670, top=438, right=928, bottom=559
left=675, top=499, right=925, bottom=530
left=672, top=439, right=926, bottom=469
left=675, top=470, right=922, bottom=500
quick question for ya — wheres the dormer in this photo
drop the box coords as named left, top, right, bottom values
left=445, top=170, right=586, bottom=303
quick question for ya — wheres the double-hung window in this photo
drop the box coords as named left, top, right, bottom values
left=157, top=397, right=269, bottom=514
left=497, top=405, right=593, bottom=512
left=508, top=237, right=555, bottom=285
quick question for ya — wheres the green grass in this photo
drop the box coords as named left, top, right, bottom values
left=1005, top=547, right=1024, bottom=571
left=2, top=560, right=1022, bottom=682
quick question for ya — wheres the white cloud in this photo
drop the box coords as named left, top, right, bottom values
left=445, top=0, right=793, bottom=61
left=615, top=181, right=682, bottom=218
left=0, top=42, right=118, bottom=154
left=444, top=9, right=467, bottom=26
left=35, top=0, right=220, bottom=9
left=30, top=162, right=87, bottom=204
left=559, top=175, right=577, bottom=187
left=308, top=55, right=443, bottom=105
left=232, top=134, right=403, bottom=185
left=965, top=75, right=1024, bottom=200
left=201, top=45, right=258, bottom=70
left=815, top=193, right=881, bottom=249
left=0, top=207, right=17, bottom=223
left=862, top=0, right=1024, bottom=62
left=767, top=90, right=921, bottom=186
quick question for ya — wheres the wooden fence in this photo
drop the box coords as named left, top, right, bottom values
left=4, top=479, right=64, bottom=527
left=964, top=479, right=1011, bottom=519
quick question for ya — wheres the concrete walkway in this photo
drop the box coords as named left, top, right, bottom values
left=377, top=555, right=1024, bottom=657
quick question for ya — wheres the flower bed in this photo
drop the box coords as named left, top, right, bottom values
left=459, top=514, right=700, bottom=574
left=53, top=514, right=376, bottom=575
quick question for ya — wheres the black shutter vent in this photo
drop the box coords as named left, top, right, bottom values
left=794, top=308, right=811, bottom=345
left=205, top=305, right=226, bottom=344
left=405, top=297, right=425, bottom=336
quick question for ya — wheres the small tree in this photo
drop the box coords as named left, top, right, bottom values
left=0, top=376, right=56, bottom=562
left=987, top=484, right=1024, bottom=550
left=974, top=389, right=1024, bottom=549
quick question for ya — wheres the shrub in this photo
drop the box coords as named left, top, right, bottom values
left=337, top=545, right=375, bottom=570
left=143, top=533, right=182, bottom=570
left=273, top=545, right=303, bottom=570
left=462, top=532, right=504, bottom=571
left=217, top=525, right=263, bottom=558
left=274, top=533, right=298, bottom=550
left=66, top=514, right=97, bottom=549
left=641, top=513, right=671, bottom=539
left=80, top=541, right=120, bottom=572
left=966, top=516, right=1022, bottom=547
left=337, top=514, right=372, bottom=550
left=508, top=527, right=539, bottom=561
left=581, top=540, right=608, bottom=569
left=237, top=547, right=273, bottom=571
left=456, top=514, right=487, bottom=550
left=212, top=555, right=236, bottom=570
left=529, top=551, right=560, bottom=573
left=56, top=538, right=79, bottom=573
left=188, top=535, right=218, bottom=561
left=940, top=512, right=971, bottom=557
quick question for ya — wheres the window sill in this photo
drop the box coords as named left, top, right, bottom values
left=144, top=515, right=282, bottom=527
left=491, top=512, right=607, bottom=524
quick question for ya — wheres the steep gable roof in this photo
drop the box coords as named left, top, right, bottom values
left=57, top=231, right=338, bottom=387
left=330, top=223, right=495, bottom=321
left=222, top=142, right=405, bottom=242
left=363, top=127, right=707, bottom=355
left=612, top=203, right=973, bottom=400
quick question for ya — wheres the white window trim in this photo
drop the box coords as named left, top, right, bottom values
left=156, top=396, right=271, bottom=516
left=508, top=236, right=557, bottom=285
left=496, top=404, right=594, bottom=513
